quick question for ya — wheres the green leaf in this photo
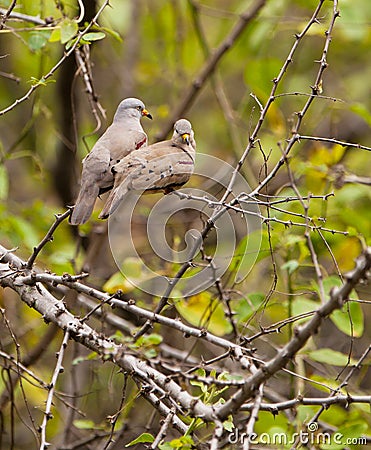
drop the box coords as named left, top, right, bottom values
left=330, top=301, right=364, bottom=337
left=175, top=292, right=233, bottom=336
left=223, top=417, right=235, bottom=432
left=28, top=31, right=50, bottom=51
left=0, top=165, right=9, bottom=200
left=49, top=28, right=61, bottom=43
left=143, top=333, right=163, bottom=346
left=144, top=348, right=158, bottom=359
left=73, top=419, right=96, bottom=430
left=125, top=433, right=154, bottom=447
left=350, top=103, right=371, bottom=127
left=159, top=436, right=194, bottom=449
left=72, top=352, right=98, bottom=365
left=103, top=271, right=132, bottom=293
left=228, top=229, right=272, bottom=284
left=291, top=298, right=318, bottom=325
left=308, top=348, right=357, bottom=366
left=312, top=276, right=342, bottom=299
left=83, top=31, right=106, bottom=42
left=28, top=76, right=55, bottom=87
left=281, top=259, right=299, bottom=275
left=60, top=18, right=78, bottom=44
left=100, top=26, right=123, bottom=42
left=158, top=444, right=173, bottom=450
left=7, top=216, right=39, bottom=250
left=234, top=293, right=265, bottom=323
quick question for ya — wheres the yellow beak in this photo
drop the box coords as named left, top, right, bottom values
left=181, top=133, right=190, bottom=145
left=142, top=109, right=153, bottom=120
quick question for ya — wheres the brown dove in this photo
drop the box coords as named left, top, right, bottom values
left=99, top=119, right=196, bottom=219
left=70, top=98, right=152, bottom=225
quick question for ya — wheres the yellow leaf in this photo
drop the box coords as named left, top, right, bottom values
left=175, top=292, right=233, bottom=336
left=103, top=271, right=135, bottom=294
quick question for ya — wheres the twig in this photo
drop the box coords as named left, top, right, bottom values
left=0, top=0, right=17, bottom=30
left=0, top=69, right=20, bottom=82
left=273, top=91, right=344, bottom=102
left=103, top=374, right=128, bottom=450
left=75, top=295, right=133, bottom=334
left=26, top=209, right=72, bottom=269
left=240, top=394, right=371, bottom=412
left=75, top=46, right=106, bottom=131
left=283, top=150, right=326, bottom=303
left=188, top=0, right=248, bottom=169
left=210, top=420, right=224, bottom=450
left=150, top=406, right=176, bottom=449
left=79, top=293, right=115, bottom=323
left=218, top=0, right=328, bottom=206
left=244, top=383, right=264, bottom=450
left=0, top=245, right=213, bottom=426
left=309, top=344, right=371, bottom=424
left=39, top=330, right=70, bottom=450
left=14, top=271, right=258, bottom=365
left=0, top=325, right=59, bottom=410
left=0, top=7, right=50, bottom=26
left=298, top=135, right=371, bottom=152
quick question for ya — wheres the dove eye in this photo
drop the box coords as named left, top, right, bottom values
left=136, top=106, right=142, bottom=111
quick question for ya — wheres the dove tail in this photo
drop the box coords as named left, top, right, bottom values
left=99, top=185, right=127, bottom=219
left=70, top=184, right=99, bottom=225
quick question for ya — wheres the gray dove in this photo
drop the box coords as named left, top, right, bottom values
left=99, top=119, right=196, bottom=219
left=70, top=98, right=152, bottom=225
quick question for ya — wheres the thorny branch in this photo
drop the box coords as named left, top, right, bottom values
left=39, top=331, right=70, bottom=450
left=0, top=244, right=370, bottom=429
left=299, top=134, right=371, bottom=152
left=26, top=208, right=72, bottom=269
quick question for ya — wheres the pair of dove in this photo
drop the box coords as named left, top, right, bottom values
left=70, top=98, right=196, bottom=225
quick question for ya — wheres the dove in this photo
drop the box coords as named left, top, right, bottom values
left=99, top=119, right=196, bottom=219
left=70, top=98, right=152, bottom=225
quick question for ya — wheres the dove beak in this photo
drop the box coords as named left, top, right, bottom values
left=142, top=109, right=153, bottom=120
left=182, top=133, right=190, bottom=145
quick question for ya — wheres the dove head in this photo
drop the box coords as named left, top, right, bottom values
left=113, top=98, right=152, bottom=122
left=173, top=119, right=195, bottom=147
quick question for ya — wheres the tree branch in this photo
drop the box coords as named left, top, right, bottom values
left=26, top=209, right=72, bottom=269
left=216, top=246, right=371, bottom=420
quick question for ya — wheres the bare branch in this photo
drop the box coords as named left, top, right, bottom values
left=150, top=406, right=176, bottom=449
left=0, top=0, right=17, bottom=30
left=244, top=383, right=264, bottom=450
left=299, top=134, right=371, bottom=152
left=39, top=331, right=70, bottom=450
left=26, top=209, right=72, bottom=269
left=0, top=7, right=51, bottom=26
left=240, top=394, right=371, bottom=412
